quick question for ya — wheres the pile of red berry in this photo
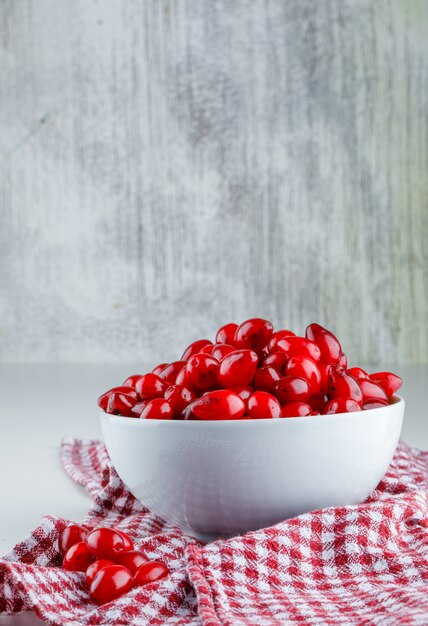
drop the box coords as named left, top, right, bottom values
left=59, top=524, right=169, bottom=604
left=98, top=320, right=402, bottom=420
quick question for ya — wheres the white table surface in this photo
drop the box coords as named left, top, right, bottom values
left=0, top=363, right=427, bottom=625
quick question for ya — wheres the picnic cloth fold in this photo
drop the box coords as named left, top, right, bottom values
left=1, top=438, right=427, bottom=625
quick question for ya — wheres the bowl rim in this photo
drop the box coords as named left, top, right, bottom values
left=100, top=395, right=404, bottom=426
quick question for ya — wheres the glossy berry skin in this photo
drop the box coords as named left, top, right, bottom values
left=286, top=356, right=322, bottom=394
left=338, top=353, right=348, bottom=369
left=135, top=374, right=167, bottom=401
left=318, top=362, right=332, bottom=393
left=253, top=367, right=281, bottom=393
left=359, top=379, right=388, bottom=403
left=141, top=398, right=174, bottom=420
left=274, top=376, right=311, bottom=404
left=63, top=541, right=94, bottom=572
left=346, top=367, right=369, bottom=381
left=164, top=385, right=196, bottom=415
left=123, top=375, right=144, bottom=389
left=85, top=559, right=114, bottom=586
left=58, top=524, right=88, bottom=556
left=363, top=399, right=389, bottom=410
left=275, top=337, right=321, bottom=362
left=115, top=550, right=148, bottom=574
left=133, top=561, right=170, bottom=586
left=175, top=366, right=191, bottom=387
left=234, top=318, right=274, bottom=353
left=369, top=372, right=402, bottom=397
left=189, top=390, right=245, bottom=420
left=98, top=387, right=138, bottom=411
left=328, top=369, right=363, bottom=406
left=305, top=323, right=342, bottom=364
left=130, top=401, right=148, bottom=417
left=228, top=386, right=254, bottom=402
left=152, top=363, right=168, bottom=376
left=281, top=402, right=314, bottom=418
left=262, top=352, right=288, bottom=375
left=268, top=330, right=296, bottom=353
left=85, top=527, right=127, bottom=560
left=247, top=391, right=281, bottom=418
left=181, top=339, right=213, bottom=361
left=310, top=393, right=329, bottom=413
left=199, top=344, right=214, bottom=354
left=215, top=323, right=238, bottom=345
left=116, top=530, right=133, bottom=551
left=90, top=565, right=133, bottom=605
left=106, top=393, right=137, bottom=417
left=211, top=343, right=236, bottom=361
left=158, top=361, right=187, bottom=384
left=324, top=398, right=361, bottom=414
left=217, top=350, right=258, bottom=387
left=186, top=354, right=219, bottom=390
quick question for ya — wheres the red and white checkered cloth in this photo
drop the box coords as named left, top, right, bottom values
left=1, top=438, right=427, bottom=625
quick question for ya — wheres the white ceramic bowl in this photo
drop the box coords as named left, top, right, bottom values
left=101, top=397, right=404, bottom=536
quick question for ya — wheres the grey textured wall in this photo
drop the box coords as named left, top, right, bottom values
left=1, top=0, right=427, bottom=365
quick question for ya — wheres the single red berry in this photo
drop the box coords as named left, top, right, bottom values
left=328, top=369, right=363, bottom=405
left=90, top=565, right=133, bottom=605
left=135, top=373, right=167, bottom=401
left=85, top=559, right=114, bottom=586
left=359, top=379, right=388, bottom=403
left=130, top=401, right=148, bottom=417
left=228, top=386, right=254, bottom=402
left=63, top=541, right=94, bottom=572
left=141, top=398, right=174, bottom=420
left=58, top=524, right=88, bottom=556
left=181, top=339, right=213, bottom=361
left=164, top=385, right=197, bottom=415
left=217, top=350, right=258, bottom=387
left=268, top=329, right=296, bottom=353
left=174, top=366, right=194, bottom=390
left=115, top=550, right=148, bottom=574
left=253, top=367, right=281, bottom=393
left=368, top=372, right=402, bottom=397
left=274, top=376, right=311, bottom=404
left=106, top=393, right=137, bottom=417
left=189, top=390, right=245, bottom=420
left=309, top=393, right=329, bottom=413
left=247, top=391, right=281, bottom=418
left=280, top=402, right=314, bottom=418
left=211, top=343, right=236, bottom=361
left=215, top=323, right=238, bottom=345
left=152, top=363, right=168, bottom=376
left=262, top=351, right=288, bottom=375
left=324, top=398, right=361, bottom=414
left=158, top=361, right=187, bottom=384
left=275, top=336, right=321, bottom=362
left=234, top=318, right=274, bottom=352
left=85, top=527, right=126, bottom=560
left=346, top=367, right=369, bottom=381
left=122, top=375, right=144, bottom=388
left=286, top=356, right=322, bottom=394
left=98, top=387, right=138, bottom=411
left=133, top=561, right=170, bottom=586
left=363, top=399, right=389, bottom=410
left=305, top=323, right=342, bottom=364
left=186, top=354, right=219, bottom=390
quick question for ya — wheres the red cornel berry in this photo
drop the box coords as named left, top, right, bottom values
left=133, top=561, right=170, bottom=586
left=58, top=524, right=88, bottom=556
left=89, top=565, right=133, bottom=605
left=186, top=354, right=219, bottom=390
left=217, top=350, right=258, bottom=387
left=189, top=390, right=245, bottom=420
left=85, top=527, right=128, bottom=560
left=234, top=318, right=273, bottom=353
